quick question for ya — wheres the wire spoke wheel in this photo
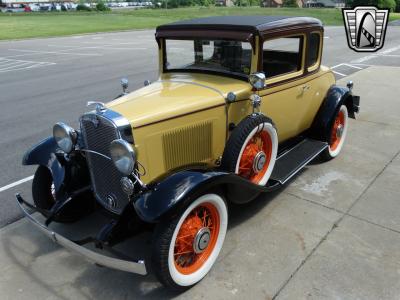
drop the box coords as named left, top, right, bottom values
left=238, top=130, right=273, bottom=184
left=221, top=114, right=278, bottom=186
left=330, top=109, right=345, bottom=151
left=174, top=203, right=220, bottom=274
left=320, top=104, right=349, bottom=160
left=152, top=193, right=228, bottom=290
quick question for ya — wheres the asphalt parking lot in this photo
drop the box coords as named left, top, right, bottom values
left=1, top=26, right=400, bottom=227
left=1, top=24, right=400, bottom=299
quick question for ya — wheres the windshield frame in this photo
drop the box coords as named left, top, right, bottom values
left=161, top=37, right=255, bottom=81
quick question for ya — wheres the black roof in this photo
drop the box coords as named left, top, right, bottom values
left=156, top=15, right=322, bottom=34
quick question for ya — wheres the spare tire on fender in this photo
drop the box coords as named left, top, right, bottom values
left=221, top=114, right=278, bottom=186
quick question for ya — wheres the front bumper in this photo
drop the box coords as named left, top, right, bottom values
left=16, top=194, right=147, bottom=275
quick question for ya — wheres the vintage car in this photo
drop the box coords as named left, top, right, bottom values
left=17, top=16, right=360, bottom=290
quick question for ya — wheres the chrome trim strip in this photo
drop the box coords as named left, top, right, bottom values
left=16, top=198, right=147, bottom=275
left=79, top=149, right=112, bottom=160
left=82, top=109, right=133, bottom=144
left=157, top=79, right=225, bottom=98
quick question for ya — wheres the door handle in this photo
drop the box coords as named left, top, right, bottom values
left=302, top=85, right=310, bottom=91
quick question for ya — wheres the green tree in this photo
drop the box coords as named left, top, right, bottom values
left=350, top=0, right=396, bottom=10
left=282, top=0, right=298, bottom=7
left=378, top=0, right=396, bottom=10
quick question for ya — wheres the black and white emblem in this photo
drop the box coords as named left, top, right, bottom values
left=342, top=6, right=389, bottom=52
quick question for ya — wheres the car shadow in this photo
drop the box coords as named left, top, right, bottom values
left=4, top=167, right=313, bottom=298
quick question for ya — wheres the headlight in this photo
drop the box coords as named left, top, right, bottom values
left=53, top=122, right=77, bottom=153
left=110, top=139, right=136, bottom=175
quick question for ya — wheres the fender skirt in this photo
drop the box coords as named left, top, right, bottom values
left=310, top=85, right=360, bottom=142
left=133, top=169, right=280, bottom=223
left=22, top=136, right=65, bottom=191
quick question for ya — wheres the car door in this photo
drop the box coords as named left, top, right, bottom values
left=258, top=34, right=315, bottom=142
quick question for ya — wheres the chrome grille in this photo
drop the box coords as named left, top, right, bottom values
left=80, top=113, right=130, bottom=214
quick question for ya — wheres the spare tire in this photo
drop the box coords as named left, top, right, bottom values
left=221, top=114, right=278, bottom=186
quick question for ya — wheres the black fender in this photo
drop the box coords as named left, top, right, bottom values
left=23, top=137, right=65, bottom=191
left=23, top=136, right=90, bottom=196
left=133, top=168, right=280, bottom=223
left=310, top=85, right=360, bottom=142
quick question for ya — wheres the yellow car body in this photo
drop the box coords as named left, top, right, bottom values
left=19, top=16, right=360, bottom=288
left=107, top=31, right=335, bottom=184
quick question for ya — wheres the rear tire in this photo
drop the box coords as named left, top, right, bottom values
left=320, top=105, right=349, bottom=161
left=152, top=193, right=228, bottom=291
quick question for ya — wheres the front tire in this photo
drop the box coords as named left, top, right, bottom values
left=152, top=193, right=228, bottom=291
left=221, top=114, right=278, bottom=185
left=32, top=166, right=56, bottom=217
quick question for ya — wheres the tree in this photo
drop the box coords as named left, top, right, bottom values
left=378, top=0, right=396, bottom=10
left=350, top=0, right=396, bottom=10
left=282, top=0, right=298, bottom=7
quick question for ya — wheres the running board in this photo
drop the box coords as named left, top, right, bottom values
left=270, top=139, right=328, bottom=185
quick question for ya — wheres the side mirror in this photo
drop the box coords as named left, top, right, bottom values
left=121, top=78, right=129, bottom=94
left=249, top=72, right=266, bottom=90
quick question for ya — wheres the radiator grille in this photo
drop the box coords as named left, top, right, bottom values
left=80, top=113, right=130, bottom=215
left=162, top=122, right=212, bottom=170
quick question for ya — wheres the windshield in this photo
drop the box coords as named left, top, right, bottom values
left=164, top=39, right=252, bottom=77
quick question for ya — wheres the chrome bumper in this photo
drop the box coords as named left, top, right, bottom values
left=16, top=194, right=147, bottom=275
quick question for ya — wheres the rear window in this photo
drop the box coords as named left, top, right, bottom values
left=307, top=32, right=321, bottom=68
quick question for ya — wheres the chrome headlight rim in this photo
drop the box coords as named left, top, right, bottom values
left=53, top=122, right=77, bottom=153
left=110, top=139, right=136, bottom=176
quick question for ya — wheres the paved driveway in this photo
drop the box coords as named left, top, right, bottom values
left=1, top=26, right=400, bottom=228
left=1, top=65, right=399, bottom=299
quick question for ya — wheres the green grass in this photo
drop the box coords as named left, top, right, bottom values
left=0, top=7, right=399, bottom=40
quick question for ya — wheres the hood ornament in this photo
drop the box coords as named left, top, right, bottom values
left=87, top=101, right=106, bottom=114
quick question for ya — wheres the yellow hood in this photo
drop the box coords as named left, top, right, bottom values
left=106, top=73, right=250, bottom=128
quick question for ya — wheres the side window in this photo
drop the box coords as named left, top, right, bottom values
left=262, top=36, right=303, bottom=79
left=307, top=32, right=321, bottom=69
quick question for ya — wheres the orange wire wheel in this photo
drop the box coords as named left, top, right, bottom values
left=326, top=105, right=349, bottom=159
left=221, top=115, right=278, bottom=187
left=238, top=130, right=273, bottom=184
left=152, top=193, right=228, bottom=290
left=173, top=202, right=220, bottom=274
left=330, top=109, right=345, bottom=151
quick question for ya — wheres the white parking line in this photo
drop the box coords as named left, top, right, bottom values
left=351, top=45, right=400, bottom=63
left=0, top=175, right=33, bottom=193
left=332, top=70, right=347, bottom=77
left=376, top=54, right=400, bottom=57
left=343, top=63, right=363, bottom=70
left=83, top=41, right=145, bottom=45
left=47, top=44, right=148, bottom=51
left=7, top=49, right=102, bottom=57
left=330, top=63, right=342, bottom=69
left=330, top=62, right=368, bottom=77
left=0, top=58, right=56, bottom=73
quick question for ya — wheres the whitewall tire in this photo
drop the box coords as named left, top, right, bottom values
left=152, top=193, right=228, bottom=290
